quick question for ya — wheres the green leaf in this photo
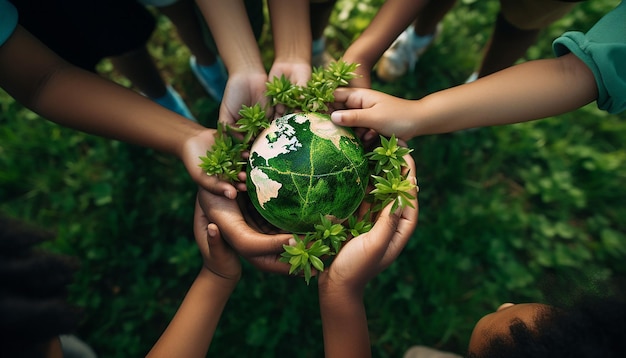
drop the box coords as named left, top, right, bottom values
left=310, top=255, right=325, bottom=272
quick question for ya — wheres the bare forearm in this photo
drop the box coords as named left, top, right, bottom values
left=0, top=26, right=206, bottom=156
left=196, top=0, right=265, bottom=74
left=413, top=53, right=598, bottom=136
left=268, top=0, right=311, bottom=62
left=319, top=286, right=371, bottom=358
left=35, top=66, right=204, bottom=153
left=147, top=269, right=236, bottom=357
left=344, top=0, right=427, bottom=70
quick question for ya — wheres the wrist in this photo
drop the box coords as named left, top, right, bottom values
left=318, top=275, right=365, bottom=301
left=343, top=44, right=376, bottom=71
left=199, top=267, right=240, bottom=292
left=167, top=121, right=205, bottom=158
left=227, top=60, right=266, bottom=77
left=413, top=93, right=451, bottom=136
left=177, top=126, right=214, bottom=161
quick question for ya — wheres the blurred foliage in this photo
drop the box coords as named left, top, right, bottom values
left=1, top=0, right=624, bottom=357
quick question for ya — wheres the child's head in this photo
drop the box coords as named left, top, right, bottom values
left=466, top=296, right=626, bottom=357
left=0, top=213, right=80, bottom=357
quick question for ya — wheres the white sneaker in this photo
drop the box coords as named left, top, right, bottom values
left=376, top=24, right=442, bottom=82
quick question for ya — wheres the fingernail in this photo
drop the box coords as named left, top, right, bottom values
left=225, top=190, right=234, bottom=199
left=330, top=112, right=342, bottom=123
left=207, top=224, right=217, bottom=237
left=288, top=238, right=297, bottom=246
left=364, top=131, right=375, bottom=141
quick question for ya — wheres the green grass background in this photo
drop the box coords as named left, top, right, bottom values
left=1, top=0, right=624, bottom=356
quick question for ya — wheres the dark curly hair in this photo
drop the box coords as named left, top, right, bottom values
left=467, top=294, right=626, bottom=358
left=0, top=213, right=81, bottom=357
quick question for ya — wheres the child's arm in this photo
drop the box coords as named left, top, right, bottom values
left=331, top=52, right=597, bottom=140
left=147, top=200, right=241, bottom=357
left=267, top=0, right=312, bottom=86
left=318, top=154, right=419, bottom=358
left=266, top=0, right=315, bottom=118
left=334, top=1, right=626, bottom=139
left=195, top=0, right=271, bottom=126
left=0, top=25, right=244, bottom=197
left=342, top=0, right=428, bottom=88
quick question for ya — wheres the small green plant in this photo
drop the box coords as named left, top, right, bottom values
left=266, top=61, right=359, bottom=113
left=200, top=60, right=417, bottom=284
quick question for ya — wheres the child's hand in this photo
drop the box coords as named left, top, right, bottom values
left=318, top=154, right=419, bottom=293
left=196, top=188, right=294, bottom=275
left=268, top=60, right=311, bottom=87
left=268, top=60, right=312, bottom=118
left=331, top=87, right=417, bottom=142
left=182, top=128, right=247, bottom=199
left=220, top=71, right=272, bottom=133
left=194, top=197, right=241, bottom=284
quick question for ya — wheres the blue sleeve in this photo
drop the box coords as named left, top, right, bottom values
left=0, top=0, right=19, bottom=47
left=553, top=1, right=626, bottom=114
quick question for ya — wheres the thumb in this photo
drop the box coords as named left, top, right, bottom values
left=195, top=173, right=239, bottom=200
left=362, top=200, right=402, bottom=253
left=330, top=109, right=374, bottom=129
left=206, top=223, right=221, bottom=248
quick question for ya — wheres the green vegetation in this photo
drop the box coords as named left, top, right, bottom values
left=202, top=63, right=414, bottom=283
left=1, top=0, right=624, bottom=356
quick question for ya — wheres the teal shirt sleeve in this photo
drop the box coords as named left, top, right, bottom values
left=553, top=1, right=626, bottom=114
left=0, top=0, right=19, bottom=47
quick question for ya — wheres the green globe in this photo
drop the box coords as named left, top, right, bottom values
left=246, top=112, right=369, bottom=233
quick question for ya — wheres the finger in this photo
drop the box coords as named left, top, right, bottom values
left=234, top=181, right=248, bottom=193
left=217, top=106, right=239, bottom=129
left=206, top=222, right=228, bottom=256
left=194, top=173, right=239, bottom=200
left=193, top=197, right=210, bottom=257
left=197, top=189, right=292, bottom=256
left=247, top=254, right=291, bottom=275
left=273, top=103, right=287, bottom=119
left=237, top=171, right=247, bottom=183
left=222, top=225, right=293, bottom=257
left=394, top=154, right=419, bottom=239
left=366, top=199, right=402, bottom=251
left=332, top=87, right=363, bottom=106
left=381, top=174, right=419, bottom=269
left=360, top=128, right=380, bottom=144
left=330, top=90, right=383, bottom=135
left=395, top=174, right=419, bottom=239
left=330, top=109, right=362, bottom=128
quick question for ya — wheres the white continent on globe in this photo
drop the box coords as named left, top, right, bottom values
left=249, top=167, right=282, bottom=208
left=252, top=116, right=302, bottom=163
left=294, top=114, right=350, bottom=150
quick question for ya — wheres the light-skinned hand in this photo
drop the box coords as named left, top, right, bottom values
left=219, top=71, right=272, bottom=131
left=331, top=87, right=418, bottom=142
left=268, top=60, right=312, bottom=118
